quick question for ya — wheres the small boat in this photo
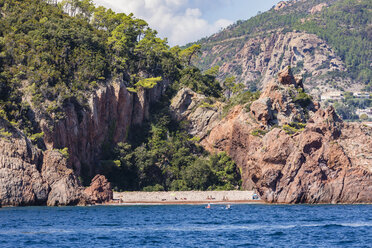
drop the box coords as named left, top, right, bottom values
left=225, top=204, right=231, bottom=210
left=205, top=203, right=211, bottom=209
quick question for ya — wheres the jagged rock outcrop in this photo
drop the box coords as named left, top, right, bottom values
left=310, top=3, right=328, bottom=14
left=42, top=150, right=87, bottom=206
left=0, top=119, right=87, bottom=206
left=170, top=88, right=224, bottom=139
left=84, top=174, right=113, bottom=204
left=42, top=79, right=168, bottom=176
left=201, top=68, right=372, bottom=203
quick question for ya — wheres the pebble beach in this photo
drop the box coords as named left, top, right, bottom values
left=110, top=191, right=263, bottom=205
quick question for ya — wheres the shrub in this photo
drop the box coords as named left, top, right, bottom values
left=282, top=122, right=306, bottom=135
left=293, top=88, right=312, bottom=108
left=199, top=101, right=215, bottom=109
left=57, top=147, right=70, bottom=159
left=0, top=128, right=12, bottom=139
left=251, top=129, right=268, bottom=137
left=135, top=77, right=162, bottom=89
left=29, top=132, right=44, bottom=142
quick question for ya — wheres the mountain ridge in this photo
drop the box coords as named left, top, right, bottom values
left=190, top=0, right=371, bottom=99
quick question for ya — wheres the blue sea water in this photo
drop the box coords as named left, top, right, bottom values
left=0, top=204, right=371, bottom=247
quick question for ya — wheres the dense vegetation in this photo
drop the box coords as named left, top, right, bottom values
left=0, top=0, right=242, bottom=191
left=190, top=0, right=371, bottom=88
left=297, top=0, right=372, bottom=84
left=0, top=0, right=223, bottom=135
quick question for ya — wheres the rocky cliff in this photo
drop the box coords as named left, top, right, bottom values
left=170, top=88, right=224, bottom=140
left=0, top=119, right=87, bottom=206
left=41, top=79, right=168, bottom=176
left=0, top=79, right=167, bottom=206
left=173, top=68, right=372, bottom=203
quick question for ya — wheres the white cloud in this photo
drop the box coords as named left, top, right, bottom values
left=93, top=0, right=233, bottom=46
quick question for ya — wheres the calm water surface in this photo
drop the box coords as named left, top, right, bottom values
left=0, top=204, right=371, bottom=247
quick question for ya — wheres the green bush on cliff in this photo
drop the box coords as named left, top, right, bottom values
left=251, top=129, right=267, bottom=137
left=282, top=122, right=306, bottom=135
left=57, top=147, right=70, bottom=159
left=29, top=132, right=44, bottom=142
left=176, top=66, right=223, bottom=98
left=293, top=88, right=313, bottom=108
left=135, top=77, right=162, bottom=89
left=0, top=128, right=12, bottom=139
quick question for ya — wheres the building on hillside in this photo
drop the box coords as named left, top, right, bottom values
left=353, top=92, right=370, bottom=99
left=321, top=91, right=343, bottom=101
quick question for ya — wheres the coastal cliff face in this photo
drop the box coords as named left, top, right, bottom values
left=0, top=80, right=166, bottom=206
left=42, top=79, right=168, bottom=176
left=174, top=68, right=372, bottom=203
left=0, top=119, right=86, bottom=206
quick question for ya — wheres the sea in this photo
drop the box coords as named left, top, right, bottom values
left=0, top=204, right=371, bottom=247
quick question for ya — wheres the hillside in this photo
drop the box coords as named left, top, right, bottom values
left=0, top=0, right=239, bottom=206
left=191, top=0, right=371, bottom=101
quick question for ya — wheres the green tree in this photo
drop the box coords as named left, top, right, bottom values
left=180, top=44, right=201, bottom=66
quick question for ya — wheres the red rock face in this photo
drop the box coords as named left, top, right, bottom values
left=0, top=80, right=167, bottom=206
left=202, top=68, right=372, bottom=204
left=42, top=79, right=168, bottom=176
left=84, top=174, right=113, bottom=204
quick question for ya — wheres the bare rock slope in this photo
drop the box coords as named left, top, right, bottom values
left=184, top=68, right=372, bottom=203
left=205, top=31, right=358, bottom=98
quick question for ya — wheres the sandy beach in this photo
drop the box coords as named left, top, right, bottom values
left=109, top=191, right=264, bottom=205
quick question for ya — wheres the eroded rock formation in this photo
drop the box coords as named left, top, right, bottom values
left=0, top=79, right=165, bottom=206
left=0, top=119, right=87, bottom=206
left=170, top=88, right=224, bottom=139
left=200, top=68, right=372, bottom=203
left=42, top=79, right=168, bottom=176
left=84, top=174, right=113, bottom=204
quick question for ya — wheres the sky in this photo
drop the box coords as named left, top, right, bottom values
left=93, top=0, right=282, bottom=46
